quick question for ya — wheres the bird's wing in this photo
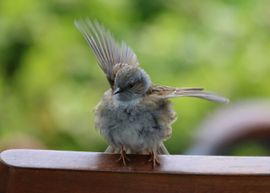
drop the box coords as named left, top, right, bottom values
left=149, top=85, right=229, bottom=103
left=75, top=19, right=139, bottom=88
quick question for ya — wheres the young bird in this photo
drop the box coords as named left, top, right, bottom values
left=75, top=19, right=229, bottom=167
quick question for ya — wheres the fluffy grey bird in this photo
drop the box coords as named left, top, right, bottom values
left=75, top=19, right=229, bottom=167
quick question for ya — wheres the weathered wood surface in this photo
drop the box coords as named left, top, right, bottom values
left=1, top=149, right=270, bottom=193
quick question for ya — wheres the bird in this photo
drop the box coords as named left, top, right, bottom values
left=75, top=19, right=229, bottom=167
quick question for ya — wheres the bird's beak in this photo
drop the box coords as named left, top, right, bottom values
left=113, top=88, right=121, bottom=95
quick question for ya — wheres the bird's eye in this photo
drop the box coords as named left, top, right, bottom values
left=128, top=83, right=134, bottom=88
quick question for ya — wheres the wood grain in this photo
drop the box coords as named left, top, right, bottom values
left=1, top=149, right=270, bottom=193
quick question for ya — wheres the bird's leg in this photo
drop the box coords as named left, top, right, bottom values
left=148, top=150, right=160, bottom=168
left=117, top=146, right=130, bottom=166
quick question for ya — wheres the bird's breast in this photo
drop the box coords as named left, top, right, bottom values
left=94, top=91, right=173, bottom=152
left=112, top=95, right=141, bottom=108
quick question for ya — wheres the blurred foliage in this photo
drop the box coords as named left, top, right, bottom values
left=229, top=140, right=270, bottom=156
left=0, top=0, right=270, bottom=154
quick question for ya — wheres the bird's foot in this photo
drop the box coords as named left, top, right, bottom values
left=148, top=151, right=160, bottom=168
left=117, top=149, right=130, bottom=166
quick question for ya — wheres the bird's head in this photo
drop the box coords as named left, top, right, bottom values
left=113, top=65, right=151, bottom=102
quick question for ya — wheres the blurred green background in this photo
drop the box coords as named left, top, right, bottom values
left=1, top=0, right=270, bottom=154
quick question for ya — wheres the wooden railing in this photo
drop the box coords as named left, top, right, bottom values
left=1, top=149, right=270, bottom=193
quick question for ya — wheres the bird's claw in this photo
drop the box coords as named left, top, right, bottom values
left=117, top=149, right=130, bottom=166
left=148, top=151, right=160, bottom=168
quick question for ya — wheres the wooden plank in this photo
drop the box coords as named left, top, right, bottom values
left=0, top=157, right=8, bottom=193
left=1, top=149, right=270, bottom=193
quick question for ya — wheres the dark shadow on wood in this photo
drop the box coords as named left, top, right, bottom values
left=0, top=157, right=8, bottom=193
left=1, top=149, right=270, bottom=193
